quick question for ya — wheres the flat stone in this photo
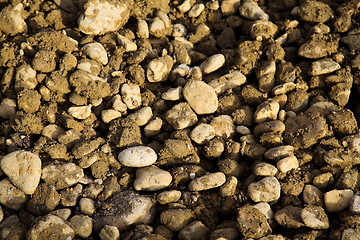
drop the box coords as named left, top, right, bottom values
left=118, top=146, right=157, bottom=167
left=134, top=165, right=172, bottom=191
left=183, top=80, right=218, bottom=115
left=264, top=145, right=294, bottom=160
left=1, top=150, right=41, bottom=194
left=309, top=59, right=341, bottom=76
left=248, top=176, right=281, bottom=202
left=275, top=206, right=304, bottom=228
left=188, top=172, right=226, bottom=191
left=208, top=71, right=246, bottom=95
left=254, top=163, right=278, bottom=177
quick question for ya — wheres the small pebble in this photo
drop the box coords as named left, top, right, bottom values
left=144, top=117, right=163, bottom=137
left=137, top=19, right=149, bottom=39
left=219, top=176, right=238, bottom=197
left=99, top=225, right=120, bottom=240
left=157, top=190, right=182, bottom=204
left=277, top=155, right=299, bottom=173
left=313, top=172, right=334, bottom=189
left=237, top=205, right=272, bottom=239
left=149, top=18, right=167, bottom=38
left=118, top=146, right=157, bottom=168
left=188, top=4, right=205, bottom=18
left=221, top=0, right=241, bottom=16
left=134, top=165, right=172, bottom=191
left=301, top=205, right=329, bottom=229
left=70, top=215, right=93, bottom=238
left=147, top=56, right=174, bottom=82
left=179, top=221, right=210, bottom=240
left=309, top=59, right=341, bottom=76
left=183, top=80, right=218, bottom=114
left=111, top=94, right=127, bottom=112
left=188, top=172, right=226, bottom=191
left=210, top=115, right=236, bottom=139
left=239, top=1, right=269, bottom=20
left=248, top=176, right=281, bottom=202
left=303, top=184, right=323, bottom=206
left=254, top=100, right=280, bottom=124
left=0, top=3, right=27, bottom=36
left=172, top=24, right=187, bottom=37
left=83, top=42, right=108, bottom=65
left=350, top=191, right=360, bottom=214
left=178, top=0, right=193, bottom=13
left=253, top=202, right=274, bottom=219
left=324, top=189, right=354, bottom=212
left=121, top=83, right=141, bottom=109
left=79, top=198, right=96, bottom=216
left=162, top=86, right=183, bottom=101
left=101, top=109, right=121, bottom=123
left=41, top=124, right=65, bottom=140
left=41, top=163, right=84, bottom=190
left=190, top=123, right=216, bottom=145
left=236, top=126, right=251, bottom=135
left=160, top=208, right=194, bottom=231
left=127, top=106, right=153, bottom=126
left=117, top=34, right=137, bottom=52
left=68, top=105, right=92, bottom=120
left=200, top=54, right=225, bottom=74
left=0, top=179, right=28, bottom=210
left=264, top=145, right=294, bottom=160
left=254, top=162, right=278, bottom=177
left=0, top=98, right=17, bottom=119
left=208, top=70, right=246, bottom=95
left=165, top=102, right=198, bottom=130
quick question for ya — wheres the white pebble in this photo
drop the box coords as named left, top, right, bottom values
left=162, top=86, right=183, bottom=101
left=90, top=98, right=102, bottom=107
left=254, top=163, right=278, bottom=177
left=254, top=99, right=280, bottom=124
left=144, top=118, right=163, bottom=137
left=137, top=19, right=149, bottom=39
left=272, top=82, right=296, bottom=95
left=111, top=94, right=127, bottom=112
left=248, top=176, right=281, bottom=202
left=41, top=124, right=65, bottom=140
left=165, top=102, right=198, bottom=129
left=208, top=70, right=246, bottom=95
left=147, top=56, right=174, bottom=82
left=70, top=215, right=93, bottom=238
left=324, top=189, right=354, bottom=212
left=277, top=155, right=299, bottom=173
left=190, top=123, right=216, bottom=145
left=210, top=115, right=235, bottom=139
left=221, top=0, right=241, bottom=16
left=101, top=109, right=121, bottom=123
left=183, top=80, right=218, bottom=114
left=189, top=3, right=205, bottom=17
left=134, top=165, right=172, bottom=191
left=239, top=1, right=269, bottom=20
left=200, top=54, right=225, bottom=74
left=121, top=83, right=141, bottom=110
left=178, top=0, right=193, bottom=13
left=0, top=3, right=27, bottom=36
left=301, top=205, right=329, bottom=229
left=118, top=146, right=157, bottom=168
left=117, top=34, right=137, bottom=52
left=83, top=42, right=108, bottom=65
left=172, top=24, right=187, bottom=37
left=188, top=172, right=226, bottom=191
left=309, top=58, right=341, bottom=76
left=149, top=18, right=166, bottom=38
left=127, top=106, right=153, bottom=126
left=68, top=105, right=92, bottom=120
left=253, top=202, right=274, bottom=219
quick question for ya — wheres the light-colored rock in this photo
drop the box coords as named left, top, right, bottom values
left=183, top=80, right=218, bottom=114
left=210, top=115, right=235, bottom=139
left=60, top=184, right=83, bottom=207
left=117, top=34, right=137, bottom=52
left=248, top=176, right=281, bottom=202
left=254, top=99, right=280, bottom=124
left=127, top=106, right=153, bottom=126
left=78, top=0, right=130, bottom=35
left=28, top=214, right=75, bottom=240
left=0, top=98, right=17, bottom=119
left=272, top=82, right=296, bottom=95
left=0, top=179, right=28, bottom=210
left=264, top=145, right=294, bottom=160
left=254, top=163, right=278, bottom=177
left=149, top=18, right=167, bottom=38
left=111, top=94, right=127, bottom=112
left=172, top=23, right=187, bottom=37
left=118, top=146, right=157, bottom=168
left=313, top=172, right=334, bottom=189
left=324, top=189, right=354, bottom=212
left=253, top=202, right=274, bottom=219
left=101, top=109, right=121, bottom=123
left=221, top=0, right=241, bottom=16
left=190, top=123, right=216, bottom=145
left=200, top=54, right=225, bottom=74
left=179, top=221, right=210, bottom=240
left=77, top=59, right=101, bottom=75
left=350, top=192, right=360, bottom=214
left=1, top=150, right=41, bottom=194
left=188, top=172, right=226, bottom=191
left=303, top=184, right=323, bottom=206
left=237, top=205, right=272, bottom=238
left=79, top=198, right=96, bottom=216
left=277, top=155, right=299, bottom=173
left=15, top=64, right=37, bottom=90
left=236, top=125, right=251, bottom=135
left=134, top=166, right=172, bottom=191
left=309, top=58, right=341, bottom=76
left=144, top=118, right=163, bottom=137
left=41, top=163, right=84, bottom=190
left=121, top=83, right=141, bottom=109
left=41, top=124, right=65, bottom=140
left=189, top=3, right=205, bottom=17
left=254, top=120, right=285, bottom=137
left=219, top=176, right=238, bottom=197
left=157, top=190, right=182, bottom=204
left=70, top=215, right=93, bottom=238
left=0, top=3, right=27, bottom=36
left=165, top=102, right=198, bottom=129
left=78, top=154, right=99, bottom=169
left=100, top=225, right=120, bottom=240
left=68, top=105, right=92, bottom=120
left=250, top=20, right=278, bottom=40
left=178, top=0, right=193, bottom=13
left=137, top=19, right=149, bottom=39
left=162, top=86, right=183, bottom=101
left=52, top=208, right=71, bottom=220
left=301, top=205, right=329, bottom=229
left=83, top=42, right=108, bottom=65
left=147, top=56, right=174, bottom=82
left=208, top=70, right=246, bottom=95
left=239, top=1, right=269, bottom=20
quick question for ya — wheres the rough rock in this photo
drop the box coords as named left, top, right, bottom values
left=248, top=176, right=281, bottom=202
left=41, top=163, right=84, bottom=190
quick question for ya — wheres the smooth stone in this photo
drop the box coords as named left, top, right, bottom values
left=190, top=123, right=216, bottom=145
left=165, top=102, right=198, bottom=129
left=134, top=166, right=172, bottom=191
left=210, top=115, right=236, bottom=139
left=324, top=189, right=354, bottom=212
left=121, top=83, right=141, bottom=110
left=157, top=190, right=182, bottom=204
left=41, top=163, right=84, bottom=190
left=309, top=59, right=341, bottom=76
left=118, top=146, right=157, bottom=167
left=83, top=42, right=108, bottom=65
left=147, top=56, right=174, bottom=82
left=301, top=205, right=329, bottom=229
left=264, top=145, right=294, bottom=160
left=208, top=70, right=246, bottom=95
left=0, top=179, right=28, bottom=210
left=254, top=163, right=278, bottom=177
left=1, top=150, right=41, bottom=194
left=248, top=176, right=281, bottom=202
left=200, top=54, right=225, bottom=74
left=188, top=172, right=226, bottom=191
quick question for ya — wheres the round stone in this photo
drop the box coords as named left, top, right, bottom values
left=118, top=146, right=157, bottom=167
left=248, top=176, right=281, bottom=202
left=134, top=165, right=172, bottom=191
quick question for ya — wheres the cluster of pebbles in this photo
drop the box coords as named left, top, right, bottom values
left=0, top=0, right=360, bottom=239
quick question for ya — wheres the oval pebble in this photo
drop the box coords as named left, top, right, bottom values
left=277, top=155, right=299, bottom=173
left=324, top=189, right=354, bottom=212
left=248, top=176, right=281, bottom=202
left=134, top=165, right=172, bottom=191
left=200, top=54, right=225, bottom=74
left=188, top=172, right=226, bottom=191
left=301, top=205, right=329, bottom=229
left=118, top=146, right=157, bottom=167
left=157, top=190, right=182, bottom=204
left=83, top=42, right=108, bottom=65
left=190, top=123, right=216, bottom=145
left=254, top=162, right=278, bottom=177
left=264, top=145, right=294, bottom=160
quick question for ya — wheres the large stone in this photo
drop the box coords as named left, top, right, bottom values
left=183, top=80, right=218, bottom=114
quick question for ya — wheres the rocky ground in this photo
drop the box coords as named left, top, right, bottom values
left=0, top=0, right=360, bottom=239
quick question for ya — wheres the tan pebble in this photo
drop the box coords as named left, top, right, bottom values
left=254, top=100, right=280, bottom=124
left=239, top=1, right=269, bottom=20
left=324, top=189, right=354, bottom=212
left=0, top=3, right=27, bottom=36
left=190, top=123, right=216, bottom=145
left=303, top=184, right=323, bottom=206
left=147, top=56, right=174, bottom=82
left=221, top=0, right=241, bottom=16
left=144, top=118, right=163, bottom=137
left=189, top=3, right=205, bottom=17
left=264, top=145, right=294, bottom=160
left=134, top=166, right=172, bottom=191
left=157, top=190, right=182, bottom=204
left=0, top=98, right=17, bottom=119
left=70, top=215, right=93, bottom=238
left=99, top=225, right=120, bottom=240
left=68, top=105, right=92, bottom=120
left=236, top=125, right=251, bottom=135
left=0, top=179, right=28, bottom=210
left=208, top=70, right=246, bottom=95
left=309, top=58, right=341, bottom=76
left=219, top=176, right=238, bottom=197
left=166, top=102, right=198, bottom=129
left=200, top=54, right=225, bottom=74
left=179, top=221, right=210, bottom=240
left=83, top=42, right=108, bottom=65
left=111, top=94, right=127, bottom=112
left=188, top=172, right=226, bottom=191
left=41, top=124, right=65, bottom=140
left=210, top=115, right=235, bottom=139
left=117, top=34, right=137, bottom=52
left=253, top=202, right=274, bottom=219
left=248, top=176, right=281, bottom=202
left=172, top=24, right=187, bottom=37
left=118, top=146, right=157, bottom=168
left=254, top=163, right=278, bottom=177
left=178, top=0, right=193, bottom=13
left=277, top=155, right=299, bottom=173
left=149, top=18, right=167, bottom=38
left=162, top=86, right=183, bottom=101
left=301, top=205, right=329, bottom=229
left=127, top=106, right=153, bottom=126
left=121, top=83, right=141, bottom=109
left=137, top=19, right=149, bottom=38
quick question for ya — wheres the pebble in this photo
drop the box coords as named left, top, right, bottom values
left=118, top=146, right=157, bottom=168
left=117, top=34, right=137, bottom=52
left=147, top=56, right=174, bottom=82
left=165, top=102, right=198, bottom=129
left=15, top=64, right=37, bottom=90
left=264, top=145, right=294, bottom=160
left=27, top=183, right=60, bottom=215
left=254, top=120, right=285, bottom=137
left=183, top=80, right=218, bottom=114
left=190, top=123, right=216, bottom=145
left=303, top=184, right=323, bottom=206
left=256, top=61, right=276, bottom=93
left=272, top=82, right=296, bottom=95
left=128, top=107, right=153, bottom=126
left=0, top=3, right=27, bottom=36
left=188, top=172, right=226, bottom=191
left=28, top=214, right=75, bottom=240
left=314, top=172, right=335, bottom=190
left=324, top=189, right=354, bottom=212
left=111, top=94, right=127, bottom=112
left=309, top=59, right=341, bottom=76
left=160, top=208, right=194, bottom=231
left=79, top=198, right=96, bottom=216
left=237, top=206, right=272, bottom=239
left=179, top=221, right=210, bottom=240
left=1, top=150, right=41, bottom=194
left=61, top=184, right=83, bottom=207
left=68, top=105, right=92, bottom=120
left=298, top=0, right=333, bottom=23
left=210, top=115, right=236, bottom=139
left=254, top=162, right=278, bottom=177
left=78, top=0, right=130, bottom=35
left=0, top=179, right=28, bottom=210
left=172, top=24, right=187, bottom=37
left=250, top=20, right=278, bottom=40
left=200, top=54, right=225, bottom=74
left=189, top=4, right=205, bottom=18
left=221, top=0, right=241, bottom=16
left=70, top=215, right=93, bottom=238
left=253, top=202, right=274, bottom=219
left=248, top=176, right=281, bottom=202
left=121, top=83, right=141, bottom=109
left=144, top=117, right=163, bottom=137
left=0, top=98, right=17, bottom=119
left=83, top=42, right=108, bottom=65
left=157, top=190, right=182, bottom=204
left=41, top=163, right=84, bottom=190
left=41, top=124, right=65, bottom=140
left=219, top=176, right=238, bottom=197
left=236, top=126, right=251, bottom=135
left=99, top=225, right=120, bottom=240
left=274, top=206, right=304, bottom=228
left=208, top=70, right=247, bottom=95
left=101, top=109, right=122, bottom=123
left=301, top=205, right=329, bottom=229
left=32, top=50, right=56, bottom=73
left=239, top=1, right=269, bottom=20
left=149, top=18, right=167, bottom=38
left=134, top=165, right=172, bottom=191
left=137, top=19, right=149, bottom=39
left=178, top=0, right=193, bottom=13
left=277, top=155, right=299, bottom=173
left=162, top=86, right=183, bottom=101
left=254, top=100, right=280, bottom=124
